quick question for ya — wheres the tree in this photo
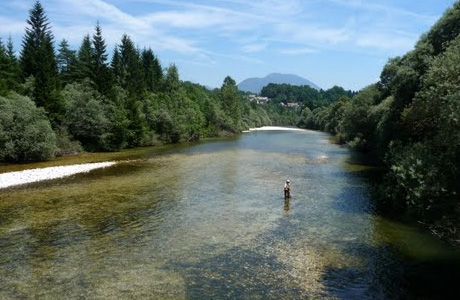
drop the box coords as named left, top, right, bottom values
left=75, top=34, right=93, bottom=81
left=220, top=76, right=241, bottom=130
left=91, top=22, right=111, bottom=95
left=164, top=64, right=180, bottom=93
left=63, top=81, right=109, bottom=151
left=0, top=38, right=9, bottom=94
left=0, top=93, right=56, bottom=162
left=4, top=36, right=20, bottom=92
left=141, top=48, right=163, bottom=92
left=20, top=0, right=62, bottom=125
left=111, top=45, right=122, bottom=85
left=119, top=34, right=143, bottom=97
left=56, top=39, right=77, bottom=86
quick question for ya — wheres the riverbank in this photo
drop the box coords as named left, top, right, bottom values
left=0, top=126, right=304, bottom=189
left=243, top=126, right=311, bottom=132
left=0, top=162, right=116, bottom=189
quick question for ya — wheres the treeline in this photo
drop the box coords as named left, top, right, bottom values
left=300, top=2, right=460, bottom=244
left=261, top=83, right=356, bottom=108
left=0, top=1, right=282, bottom=163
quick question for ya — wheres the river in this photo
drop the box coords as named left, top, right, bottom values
left=0, top=128, right=459, bottom=299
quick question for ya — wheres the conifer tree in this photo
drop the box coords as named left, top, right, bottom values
left=91, top=22, right=111, bottom=95
left=6, top=36, right=16, bottom=62
left=5, top=36, right=20, bottom=93
left=119, top=34, right=143, bottom=96
left=20, top=0, right=62, bottom=125
left=111, top=45, right=122, bottom=85
left=75, top=34, right=93, bottom=81
left=141, top=48, right=163, bottom=92
left=57, top=39, right=77, bottom=86
left=0, top=38, right=8, bottom=94
left=164, top=64, right=180, bottom=93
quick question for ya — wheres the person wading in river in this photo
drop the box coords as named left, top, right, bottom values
left=284, top=180, right=291, bottom=199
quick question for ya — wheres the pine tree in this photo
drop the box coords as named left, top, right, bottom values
left=0, top=38, right=8, bottom=94
left=164, top=64, right=180, bottom=93
left=119, top=34, right=143, bottom=96
left=57, top=39, right=77, bottom=86
left=111, top=45, right=122, bottom=86
left=75, top=34, right=93, bottom=81
left=6, top=36, right=16, bottom=61
left=91, top=22, right=111, bottom=95
left=141, top=48, right=163, bottom=93
left=20, top=1, right=62, bottom=125
left=5, top=36, right=20, bottom=92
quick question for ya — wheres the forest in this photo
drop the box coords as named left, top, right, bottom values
left=0, top=1, right=311, bottom=163
left=296, top=2, right=460, bottom=246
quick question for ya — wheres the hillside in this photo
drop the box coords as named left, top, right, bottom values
left=238, top=73, right=320, bottom=93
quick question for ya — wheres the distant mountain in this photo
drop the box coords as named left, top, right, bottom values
left=237, top=73, right=320, bottom=94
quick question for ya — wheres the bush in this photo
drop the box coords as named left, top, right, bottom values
left=379, top=142, right=454, bottom=219
left=54, top=126, right=83, bottom=156
left=63, top=82, right=109, bottom=151
left=0, top=93, right=56, bottom=162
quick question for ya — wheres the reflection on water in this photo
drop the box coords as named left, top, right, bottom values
left=0, top=130, right=459, bottom=299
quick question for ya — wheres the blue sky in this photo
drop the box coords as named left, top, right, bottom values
left=0, top=0, right=457, bottom=91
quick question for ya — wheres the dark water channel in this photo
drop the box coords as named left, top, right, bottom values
left=1, top=129, right=459, bottom=299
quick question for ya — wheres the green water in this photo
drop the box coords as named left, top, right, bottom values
left=0, top=130, right=459, bottom=299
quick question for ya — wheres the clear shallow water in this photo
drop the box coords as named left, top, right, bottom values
left=0, top=130, right=459, bottom=299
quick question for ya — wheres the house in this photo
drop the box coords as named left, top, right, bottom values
left=286, top=102, right=299, bottom=108
left=248, top=95, right=270, bottom=104
left=280, top=102, right=300, bottom=108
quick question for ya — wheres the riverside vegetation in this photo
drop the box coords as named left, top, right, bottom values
left=1, top=1, right=460, bottom=247
left=294, top=2, right=460, bottom=247
left=2, top=1, right=351, bottom=163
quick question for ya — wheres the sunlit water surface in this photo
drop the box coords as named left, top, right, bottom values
left=1, top=130, right=459, bottom=299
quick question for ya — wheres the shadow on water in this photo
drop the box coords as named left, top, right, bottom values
left=320, top=241, right=460, bottom=300
left=331, top=184, right=373, bottom=215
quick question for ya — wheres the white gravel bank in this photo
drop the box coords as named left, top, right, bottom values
left=0, top=162, right=116, bottom=189
left=243, top=126, right=310, bottom=132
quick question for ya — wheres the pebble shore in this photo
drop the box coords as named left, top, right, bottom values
left=0, top=162, right=116, bottom=189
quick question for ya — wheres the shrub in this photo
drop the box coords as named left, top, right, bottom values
left=0, top=93, right=56, bottom=162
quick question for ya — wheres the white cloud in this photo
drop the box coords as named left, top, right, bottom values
left=241, top=43, right=267, bottom=53
left=275, top=22, right=351, bottom=45
left=321, top=0, right=438, bottom=23
left=279, top=47, right=319, bottom=55
left=356, top=33, right=417, bottom=51
left=0, top=16, right=25, bottom=36
left=2, top=0, right=445, bottom=72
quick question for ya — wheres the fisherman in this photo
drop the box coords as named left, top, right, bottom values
left=284, top=179, right=291, bottom=198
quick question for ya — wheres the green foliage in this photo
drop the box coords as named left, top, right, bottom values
left=1, top=1, right=285, bottom=163
left=0, top=93, right=56, bottom=162
left=0, top=37, right=20, bottom=95
left=54, top=126, right=83, bottom=156
left=20, top=1, right=62, bottom=125
left=338, top=84, right=381, bottom=151
left=381, top=142, right=454, bottom=219
left=75, top=35, right=93, bottom=82
left=142, top=48, right=163, bottom=93
left=57, top=39, right=77, bottom=87
left=63, top=82, right=110, bottom=151
left=118, top=34, right=144, bottom=97
left=91, top=23, right=112, bottom=96
left=220, top=76, right=241, bottom=130
left=261, top=83, right=356, bottom=110
left=311, top=1, right=460, bottom=236
left=297, top=107, right=313, bottom=128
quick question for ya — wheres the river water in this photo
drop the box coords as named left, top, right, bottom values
left=0, top=129, right=459, bottom=299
